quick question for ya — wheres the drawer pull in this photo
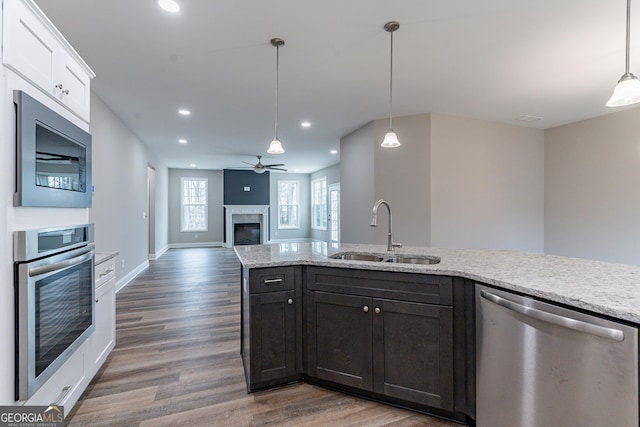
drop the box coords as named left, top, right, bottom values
left=53, top=385, right=71, bottom=405
left=287, top=298, right=293, bottom=305
left=363, top=305, right=369, bottom=313
left=374, top=307, right=381, bottom=314
left=263, top=278, right=283, bottom=285
left=99, top=269, right=114, bottom=278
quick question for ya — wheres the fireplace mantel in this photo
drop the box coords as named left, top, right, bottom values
left=224, top=205, right=269, bottom=248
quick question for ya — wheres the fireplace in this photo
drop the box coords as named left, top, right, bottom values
left=234, top=223, right=261, bottom=245
left=224, top=205, right=269, bottom=247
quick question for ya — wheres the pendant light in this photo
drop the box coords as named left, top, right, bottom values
left=606, top=0, right=640, bottom=107
left=381, top=21, right=401, bottom=148
left=267, top=38, right=286, bottom=154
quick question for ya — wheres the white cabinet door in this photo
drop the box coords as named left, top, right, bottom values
left=3, top=0, right=94, bottom=121
left=90, top=277, right=116, bottom=376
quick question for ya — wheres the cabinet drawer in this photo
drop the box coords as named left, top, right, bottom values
left=249, top=267, right=295, bottom=293
left=95, top=259, right=116, bottom=289
left=306, top=267, right=453, bottom=305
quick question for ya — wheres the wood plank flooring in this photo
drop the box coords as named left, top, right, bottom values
left=67, top=248, right=461, bottom=426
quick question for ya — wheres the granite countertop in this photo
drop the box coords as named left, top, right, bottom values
left=95, top=251, right=119, bottom=266
left=234, top=242, right=640, bottom=324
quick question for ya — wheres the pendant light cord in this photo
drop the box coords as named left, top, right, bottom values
left=389, top=29, right=394, bottom=129
left=275, top=43, right=280, bottom=138
left=625, top=0, right=631, bottom=75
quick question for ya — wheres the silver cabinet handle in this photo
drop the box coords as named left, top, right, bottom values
left=363, top=306, right=369, bottom=313
left=263, top=278, right=283, bottom=284
left=55, top=84, right=70, bottom=95
left=480, top=290, right=624, bottom=342
left=53, top=386, right=71, bottom=405
left=99, top=269, right=114, bottom=278
left=287, top=298, right=293, bottom=305
left=374, top=307, right=381, bottom=314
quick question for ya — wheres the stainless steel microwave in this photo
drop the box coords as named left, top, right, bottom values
left=14, top=91, right=92, bottom=208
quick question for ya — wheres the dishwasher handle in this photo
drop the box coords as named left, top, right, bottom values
left=480, top=289, right=624, bottom=342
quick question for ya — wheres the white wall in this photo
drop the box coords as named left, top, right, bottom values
left=430, top=114, right=545, bottom=251
left=374, top=114, right=431, bottom=247
left=340, top=122, right=376, bottom=244
left=89, top=94, right=169, bottom=281
left=545, top=107, right=640, bottom=265
left=270, top=172, right=311, bottom=241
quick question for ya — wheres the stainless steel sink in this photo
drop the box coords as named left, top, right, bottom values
left=386, top=255, right=440, bottom=265
left=330, top=252, right=440, bottom=265
left=330, top=253, right=385, bottom=262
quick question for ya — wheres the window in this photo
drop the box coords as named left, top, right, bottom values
left=180, top=177, right=208, bottom=232
left=278, top=180, right=299, bottom=229
left=311, top=177, right=327, bottom=230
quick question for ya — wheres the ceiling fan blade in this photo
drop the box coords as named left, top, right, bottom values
left=242, top=161, right=256, bottom=166
left=263, top=163, right=285, bottom=167
left=268, top=167, right=288, bottom=171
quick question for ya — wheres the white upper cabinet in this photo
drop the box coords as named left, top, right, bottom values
left=2, top=0, right=95, bottom=122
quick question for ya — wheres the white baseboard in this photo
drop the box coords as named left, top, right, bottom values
left=115, top=259, right=149, bottom=293
left=149, top=245, right=169, bottom=260
left=168, top=241, right=225, bottom=249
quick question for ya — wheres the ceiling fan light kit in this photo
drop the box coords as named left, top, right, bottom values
left=268, top=38, right=286, bottom=154
left=607, top=0, right=640, bottom=107
left=243, top=155, right=287, bottom=174
left=382, top=21, right=401, bottom=148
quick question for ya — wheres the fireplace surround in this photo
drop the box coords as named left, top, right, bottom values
left=224, top=205, right=269, bottom=247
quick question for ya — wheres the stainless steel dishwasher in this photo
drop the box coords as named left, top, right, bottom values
left=476, top=284, right=638, bottom=427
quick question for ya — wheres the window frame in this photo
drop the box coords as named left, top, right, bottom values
left=180, top=177, right=209, bottom=232
left=277, top=179, right=300, bottom=230
left=311, top=176, right=328, bottom=231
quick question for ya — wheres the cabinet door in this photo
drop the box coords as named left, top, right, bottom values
left=249, top=290, right=297, bottom=384
left=307, top=291, right=373, bottom=390
left=372, top=299, right=454, bottom=410
left=90, top=278, right=116, bottom=375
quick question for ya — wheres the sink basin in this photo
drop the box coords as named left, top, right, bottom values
left=386, top=255, right=441, bottom=265
left=330, top=253, right=385, bottom=262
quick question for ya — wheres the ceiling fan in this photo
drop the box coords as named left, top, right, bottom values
left=243, top=155, right=287, bottom=174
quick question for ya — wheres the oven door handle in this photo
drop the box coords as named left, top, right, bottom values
left=29, top=248, right=94, bottom=277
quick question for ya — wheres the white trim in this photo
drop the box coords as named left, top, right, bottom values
left=180, top=177, right=209, bottom=232
left=224, top=205, right=270, bottom=248
left=149, top=245, right=169, bottom=260
left=115, top=259, right=149, bottom=293
left=277, top=179, right=300, bottom=229
left=168, top=242, right=225, bottom=249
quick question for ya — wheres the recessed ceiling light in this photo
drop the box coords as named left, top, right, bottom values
left=330, top=149, right=337, bottom=154
left=158, top=0, right=180, bottom=13
left=178, top=109, right=191, bottom=116
left=301, top=121, right=311, bottom=128
left=189, top=163, right=197, bottom=168
left=178, top=139, right=187, bottom=144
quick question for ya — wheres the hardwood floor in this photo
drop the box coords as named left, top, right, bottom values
left=67, top=248, right=460, bottom=426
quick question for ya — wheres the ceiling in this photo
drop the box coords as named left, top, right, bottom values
left=34, top=0, right=640, bottom=174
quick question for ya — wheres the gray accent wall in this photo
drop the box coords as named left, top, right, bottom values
left=168, top=168, right=224, bottom=245
left=223, top=169, right=270, bottom=205
left=545, top=107, right=640, bottom=265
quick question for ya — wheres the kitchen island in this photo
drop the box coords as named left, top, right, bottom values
left=235, top=242, right=640, bottom=425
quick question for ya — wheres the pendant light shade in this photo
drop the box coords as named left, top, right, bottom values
left=382, top=21, right=401, bottom=148
left=607, top=0, right=640, bottom=107
left=268, top=38, right=286, bottom=154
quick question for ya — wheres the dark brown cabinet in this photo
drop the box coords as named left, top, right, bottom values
left=306, top=267, right=454, bottom=410
left=241, top=266, right=302, bottom=391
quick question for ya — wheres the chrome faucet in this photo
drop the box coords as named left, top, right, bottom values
left=370, top=199, right=402, bottom=251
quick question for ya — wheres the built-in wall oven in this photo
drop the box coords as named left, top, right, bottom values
left=14, top=224, right=95, bottom=401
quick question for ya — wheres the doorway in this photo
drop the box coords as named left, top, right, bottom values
left=147, top=165, right=156, bottom=260
left=328, top=183, right=340, bottom=247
